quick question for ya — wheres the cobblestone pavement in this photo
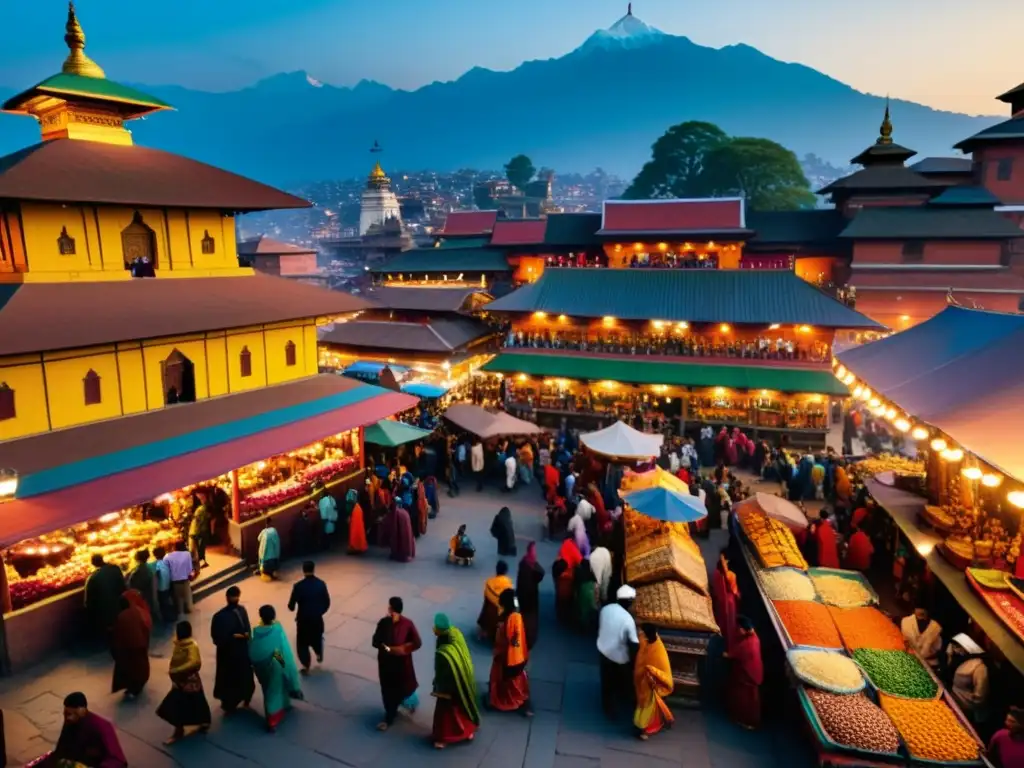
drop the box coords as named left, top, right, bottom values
left=0, top=487, right=815, bottom=767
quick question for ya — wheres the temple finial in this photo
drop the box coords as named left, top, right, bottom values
left=62, top=2, right=105, bottom=78
left=877, top=96, right=893, bottom=145
left=627, top=3, right=633, bottom=15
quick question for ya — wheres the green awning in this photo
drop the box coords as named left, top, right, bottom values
left=363, top=419, right=435, bottom=447
left=480, top=353, right=849, bottom=395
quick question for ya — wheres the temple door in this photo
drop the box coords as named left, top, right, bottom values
left=121, top=212, right=157, bottom=270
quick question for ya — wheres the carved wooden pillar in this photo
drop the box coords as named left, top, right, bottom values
left=231, top=469, right=240, bottom=523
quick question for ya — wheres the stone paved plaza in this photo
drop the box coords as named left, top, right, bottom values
left=0, top=488, right=815, bottom=767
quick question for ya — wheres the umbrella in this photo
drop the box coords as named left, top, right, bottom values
left=580, top=420, right=664, bottom=461
left=622, top=485, right=707, bottom=523
left=401, top=381, right=448, bottom=399
left=363, top=420, right=434, bottom=447
left=733, top=492, right=808, bottom=530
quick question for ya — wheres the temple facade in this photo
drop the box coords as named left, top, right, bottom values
left=359, top=154, right=402, bottom=236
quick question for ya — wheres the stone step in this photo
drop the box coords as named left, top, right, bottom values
left=191, top=560, right=250, bottom=603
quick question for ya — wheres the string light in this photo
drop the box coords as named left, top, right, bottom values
left=911, top=426, right=929, bottom=441
left=859, top=388, right=873, bottom=401
left=893, top=418, right=911, bottom=433
left=941, top=448, right=964, bottom=462
left=843, top=373, right=855, bottom=385
left=1007, top=491, right=1024, bottom=508
left=981, top=474, right=1002, bottom=488
left=930, top=438, right=948, bottom=452
left=853, top=385, right=864, bottom=398
left=869, top=398, right=881, bottom=408
left=835, top=365, right=848, bottom=379
left=961, top=467, right=982, bottom=480
left=884, top=407, right=897, bottom=420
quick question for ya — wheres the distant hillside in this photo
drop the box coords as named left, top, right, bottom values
left=0, top=10, right=999, bottom=187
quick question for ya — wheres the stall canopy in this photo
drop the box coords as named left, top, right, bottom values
left=733, top=492, right=808, bottom=530
left=342, top=361, right=410, bottom=377
left=443, top=404, right=545, bottom=439
left=581, top=421, right=664, bottom=461
left=838, top=305, right=1024, bottom=480
left=401, top=381, right=450, bottom=399
left=364, top=420, right=434, bottom=447
left=0, top=376, right=417, bottom=547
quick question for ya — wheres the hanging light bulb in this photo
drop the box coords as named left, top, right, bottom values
left=930, top=438, right=947, bottom=452
left=894, top=418, right=911, bottom=433
left=1007, top=491, right=1024, bottom=508
left=982, top=474, right=1002, bottom=488
left=835, top=365, right=847, bottom=380
left=859, top=387, right=873, bottom=401
left=961, top=467, right=982, bottom=480
left=869, top=397, right=881, bottom=408
left=940, top=448, right=963, bottom=462
left=853, top=385, right=864, bottom=398
left=911, top=426, right=929, bottom=441
left=871, top=403, right=886, bottom=416
left=884, top=407, right=897, bottom=420
left=843, top=373, right=855, bottom=385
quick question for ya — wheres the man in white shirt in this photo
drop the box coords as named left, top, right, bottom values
left=900, top=605, right=943, bottom=669
left=597, top=584, right=639, bottom=718
left=318, top=489, right=339, bottom=550
left=471, top=439, right=485, bottom=491
left=164, top=541, right=195, bottom=617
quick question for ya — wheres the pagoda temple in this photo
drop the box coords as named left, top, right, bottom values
left=0, top=4, right=415, bottom=669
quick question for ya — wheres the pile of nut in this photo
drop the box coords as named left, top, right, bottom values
left=807, top=689, right=901, bottom=754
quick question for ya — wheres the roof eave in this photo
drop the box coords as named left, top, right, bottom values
left=595, top=228, right=754, bottom=239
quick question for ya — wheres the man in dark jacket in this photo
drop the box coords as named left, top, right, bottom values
left=288, top=561, right=331, bottom=673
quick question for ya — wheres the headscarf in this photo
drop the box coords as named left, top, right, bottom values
left=557, top=538, right=583, bottom=571
left=524, top=541, right=537, bottom=566
left=168, top=636, right=202, bottom=676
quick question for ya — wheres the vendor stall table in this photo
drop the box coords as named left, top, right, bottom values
left=866, top=479, right=1024, bottom=677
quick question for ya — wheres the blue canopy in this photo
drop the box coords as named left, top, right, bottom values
left=401, top=381, right=449, bottom=399
left=622, top=485, right=707, bottom=523
left=343, top=361, right=409, bottom=376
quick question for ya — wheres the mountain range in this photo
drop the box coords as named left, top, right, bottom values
left=0, top=8, right=1002, bottom=187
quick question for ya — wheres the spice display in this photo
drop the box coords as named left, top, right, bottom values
left=828, top=606, right=905, bottom=652
left=773, top=600, right=842, bottom=649
left=789, top=650, right=865, bottom=694
left=879, top=693, right=979, bottom=762
left=806, top=689, right=901, bottom=754
left=760, top=568, right=816, bottom=602
left=811, top=573, right=875, bottom=608
left=852, top=649, right=938, bottom=699
left=739, top=507, right=807, bottom=570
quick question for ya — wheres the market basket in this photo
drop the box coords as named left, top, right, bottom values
left=633, top=580, right=720, bottom=634
left=809, top=567, right=880, bottom=607
left=625, top=536, right=709, bottom=595
left=797, top=686, right=905, bottom=763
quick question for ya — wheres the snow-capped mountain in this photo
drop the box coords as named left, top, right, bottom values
left=578, top=3, right=666, bottom=51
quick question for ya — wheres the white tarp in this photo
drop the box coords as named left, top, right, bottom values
left=580, top=420, right=663, bottom=460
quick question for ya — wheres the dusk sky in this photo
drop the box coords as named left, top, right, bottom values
left=4, top=0, right=1018, bottom=116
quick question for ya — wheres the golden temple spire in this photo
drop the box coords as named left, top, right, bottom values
left=877, top=96, right=893, bottom=145
left=62, top=2, right=106, bottom=79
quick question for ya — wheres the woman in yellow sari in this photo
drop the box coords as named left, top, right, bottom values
left=488, top=588, right=532, bottom=716
left=633, top=623, right=674, bottom=740
left=156, top=620, right=212, bottom=745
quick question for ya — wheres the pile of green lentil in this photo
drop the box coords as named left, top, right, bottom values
left=852, top=649, right=938, bottom=699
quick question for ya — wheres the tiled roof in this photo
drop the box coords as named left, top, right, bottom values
left=909, top=157, right=973, bottom=175
left=0, top=140, right=310, bottom=211
left=319, top=317, right=494, bottom=352
left=746, top=210, right=846, bottom=245
left=928, top=186, right=1002, bottom=207
left=481, top=352, right=848, bottom=395
left=370, top=248, right=510, bottom=274
left=955, top=117, right=1024, bottom=152
left=436, top=236, right=491, bottom=249
left=0, top=273, right=370, bottom=356
left=484, top=268, right=881, bottom=328
left=850, top=269, right=1024, bottom=292
left=490, top=219, right=548, bottom=246
left=3, top=72, right=171, bottom=113
left=599, top=199, right=748, bottom=236
left=363, top=286, right=491, bottom=313
left=818, top=166, right=944, bottom=195
left=838, top=305, right=1024, bottom=480
left=543, top=213, right=603, bottom=246
left=839, top=207, right=1024, bottom=240
left=238, top=235, right=317, bottom=256
left=439, top=210, right=500, bottom=236
left=850, top=142, right=916, bottom=167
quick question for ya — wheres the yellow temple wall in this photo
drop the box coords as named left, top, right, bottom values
left=0, top=320, right=319, bottom=440
left=16, top=203, right=239, bottom=275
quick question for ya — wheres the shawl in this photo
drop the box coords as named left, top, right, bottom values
left=484, top=575, right=514, bottom=606
left=589, top=547, right=613, bottom=602
left=731, top=632, right=764, bottom=687
left=345, top=488, right=358, bottom=515
left=169, top=637, right=201, bottom=676
left=502, top=611, right=528, bottom=668
left=123, top=588, right=152, bottom=631
left=634, top=633, right=674, bottom=700
left=258, top=526, right=281, bottom=563
left=557, top=539, right=583, bottom=571
left=434, top=627, right=480, bottom=724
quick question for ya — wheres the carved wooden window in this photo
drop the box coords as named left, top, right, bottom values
left=239, top=346, right=252, bottom=378
left=285, top=340, right=297, bottom=367
left=998, top=158, right=1015, bottom=182
left=0, top=384, right=14, bottom=421
left=901, top=241, right=924, bottom=262
left=201, top=230, right=216, bottom=255
left=83, top=370, right=102, bottom=405
left=57, top=226, right=76, bottom=255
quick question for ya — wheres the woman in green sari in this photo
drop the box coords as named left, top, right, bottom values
left=431, top=613, right=480, bottom=749
left=574, top=559, right=600, bottom=634
left=249, top=605, right=303, bottom=732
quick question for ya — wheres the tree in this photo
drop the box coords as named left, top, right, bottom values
left=473, top=183, right=495, bottom=210
left=624, top=121, right=815, bottom=210
left=702, top=137, right=816, bottom=211
left=623, top=121, right=728, bottom=199
left=504, top=154, right=536, bottom=192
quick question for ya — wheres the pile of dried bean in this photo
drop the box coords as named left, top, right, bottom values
left=806, top=689, right=901, bottom=754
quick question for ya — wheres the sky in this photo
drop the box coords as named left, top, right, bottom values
left=3, top=0, right=1018, bottom=116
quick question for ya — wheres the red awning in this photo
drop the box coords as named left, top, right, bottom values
left=0, top=390, right=413, bottom=547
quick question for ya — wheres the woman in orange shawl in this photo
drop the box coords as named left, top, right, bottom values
left=552, top=538, right=582, bottom=624
left=477, top=560, right=514, bottom=642
left=488, top=588, right=532, bottom=715
left=415, top=483, right=429, bottom=537
left=633, top=623, right=674, bottom=739
left=348, top=502, right=368, bottom=554
left=711, top=553, right=740, bottom=652
left=834, top=465, right=852, bottom=508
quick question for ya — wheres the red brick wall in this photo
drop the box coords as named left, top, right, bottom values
left=253, top=254, right=283, bottom=276
left=852, top=240, right=1004, bottom=266
left=278, top=253, right=319, bottom=276
left=976, top=146, right=1024, bottom=204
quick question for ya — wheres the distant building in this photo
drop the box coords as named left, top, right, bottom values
left=238, top=235, right=327, bottom=286
left=359, top=157, right=402, bottom=236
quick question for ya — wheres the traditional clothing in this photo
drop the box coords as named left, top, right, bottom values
left=574, top=562, right=600, bottom=634
left=834, top=467, right=852, bottom=505
left=43, top=711, right=127, bottom=768
left=727, top=631, right=763, bottom=729
left=633, top=632, right=675, bottom=736
left=814, top=519, right=840, bottom=569
left=491, top=507, right=517, bottom=557
left=590, top=547, right=613, bottom=603
left=111, top=592, right=151, bottom=696
left=84, top=563, right=126, bottom=635
left=554, top=539, right=583, bottom=623
left=257, top=526, right=281, bottom=580
left=711, top=556, right=740, bottom=652
left=249, top=620, right=303, bottom=730
left=348, top=502, right=368, bottom=554
left=388, top=504, right=416, bottom=562
left=156, top=637, right=212, bottom=730
left=478, top=573, right=514, bottom=642
left=489, top=609, right=530, bottom=712
left=211, top=603, right=255, bottom=712
left=901, top=615, right=943, bottom=669
left=415, top=483, right=429, bottom=537
left=516, top=546, right=545, bottom=650
left=372, top=614, right=422, bottom=725
left=844, top=530, right=874, bottom=571
left=567, top=514, right=591, bottom=558
left=431, top=615, right=480, bottom=746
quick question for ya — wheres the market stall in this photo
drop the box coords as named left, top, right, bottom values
left=442, top=403, right=546, bottom=439
left=731, top=502, right=988, bottom=767
left=581, top=420, right=664, bottom=461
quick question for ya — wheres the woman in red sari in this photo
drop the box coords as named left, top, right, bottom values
left=111, top=591, right=151, bottom=699
left=415, top=483, right=429, bottom=537
left=814, top=510, right=840, bottom=569
left=726, top=617, right=763, bottom=730
left=710, top=554, right=739, bottom=652
left=552, top=538, right=582, bottom=624
left=488, top=589, right=532, bottom=716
